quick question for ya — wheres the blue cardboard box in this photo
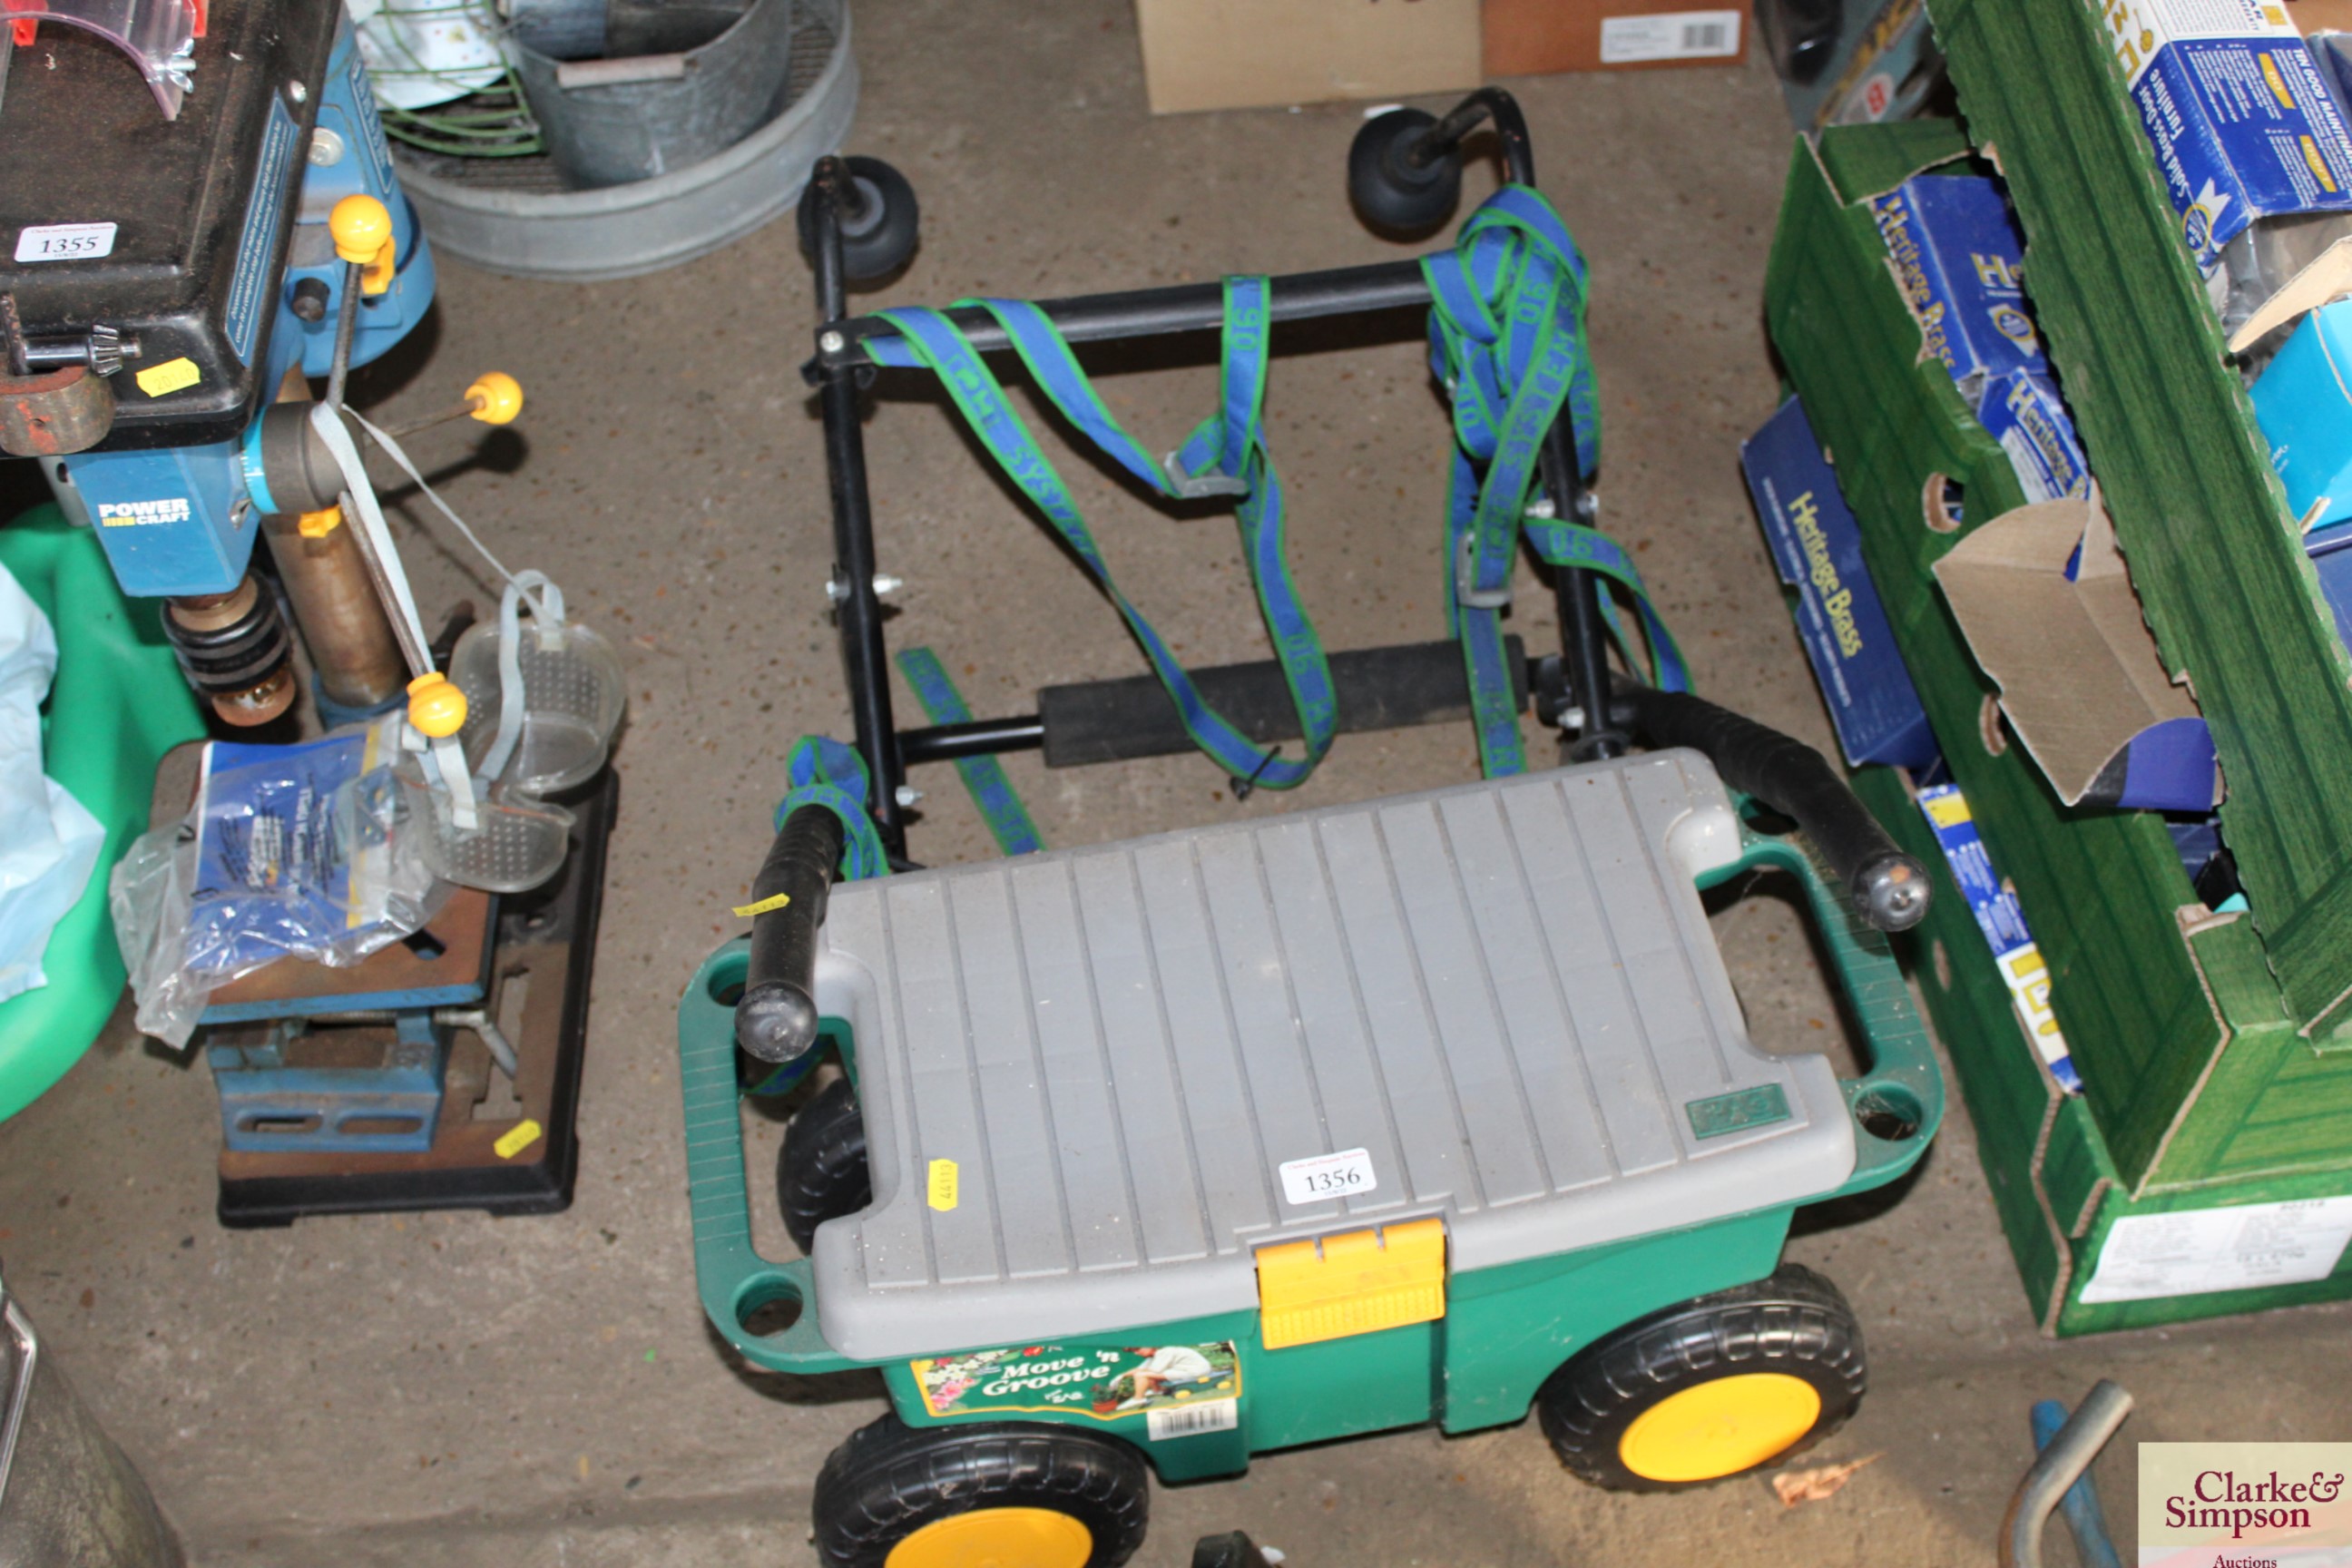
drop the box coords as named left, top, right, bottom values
left=1871, top=173, right=2100, bottom=506
left=2098, top=0, right=2352, bottom=272
left=1742, top=397, right=1938, bottom=769
left=2252, top=296, right=2352, bottom=528
left=1916, top=780, right=2082, bottom=1094
left=1869, top=172, right=2048, bottom=397
left=2305, top=524, right=2352, bottom=649
left=1978, top=371, right=2092, bottom=504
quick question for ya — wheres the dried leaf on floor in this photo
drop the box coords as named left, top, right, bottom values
left=1771, top=1453, right=1881, bottom=1507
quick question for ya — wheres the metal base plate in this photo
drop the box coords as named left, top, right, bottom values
left=214, top=769, right=617, bottom=1228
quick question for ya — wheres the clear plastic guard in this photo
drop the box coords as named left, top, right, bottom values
left=3, top=0, right=201, bottom=118
left=396, top=757, right=573, bottom=894
left=449, top=613, right=626, bottom=799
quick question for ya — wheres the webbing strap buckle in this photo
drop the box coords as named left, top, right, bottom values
left=1161, top=450, right=1250, bottom=500
left=1455, top=531, right=1513, bottom=611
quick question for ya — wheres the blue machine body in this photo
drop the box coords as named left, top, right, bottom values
left=64, top=24, right=436, bottom=599
left=208, top=1011, right=454, bottom=1154
left=199, top=909, right=490, bottom=1156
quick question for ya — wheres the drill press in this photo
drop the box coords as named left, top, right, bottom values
left=0, top=1, right=613, bottom=1223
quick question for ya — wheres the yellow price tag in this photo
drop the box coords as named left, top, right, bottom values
left=133, top=357, right=201, bottom=397
left=494, top=1119, right=544, bottom=1160
left=1921, top=792, right=1973, bottom=830
left=731, top=892, right=791, bottom=918
left=926, top=1159, right=959, bottom=1211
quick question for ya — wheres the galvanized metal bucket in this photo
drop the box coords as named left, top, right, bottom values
left=398, top=0, right=853, bottom=278
left=513, top=0, right=802, bottom=188
left=0, top=1278, right=184, bottom=1568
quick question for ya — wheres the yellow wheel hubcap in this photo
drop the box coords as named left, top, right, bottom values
left=885, top=1507, right=1093, bottom=1568
left=1616, top=1371, right=1822, bottom=1484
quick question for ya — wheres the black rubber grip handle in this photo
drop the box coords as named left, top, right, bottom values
left=735, top=805, right=848, bottom=1063
left=1614, top=680, right=1930, bottom=932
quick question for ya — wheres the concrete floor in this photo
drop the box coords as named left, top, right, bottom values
left=6, top=4, right=2351, bottom=1563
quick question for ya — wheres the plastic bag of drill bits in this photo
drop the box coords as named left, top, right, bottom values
left=109, top=711, right=447, bottom=1047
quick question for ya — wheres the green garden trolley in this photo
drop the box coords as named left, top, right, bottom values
left=679, top=89, right=1945, bottom=1568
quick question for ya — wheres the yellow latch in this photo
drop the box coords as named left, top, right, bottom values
left=1255, top=1218, right=1446, bottom=1350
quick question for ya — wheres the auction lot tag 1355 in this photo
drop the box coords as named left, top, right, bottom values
left=15, top=223, right=117, bottom=263
left=1279, top=1148, right=1376, bottom=1205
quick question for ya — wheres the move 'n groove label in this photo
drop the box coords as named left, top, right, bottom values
left=909, top=1341, right=1240, bottom=1432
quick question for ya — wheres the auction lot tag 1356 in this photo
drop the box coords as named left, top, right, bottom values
left=1279, top=1148, right=1376, bottom=1206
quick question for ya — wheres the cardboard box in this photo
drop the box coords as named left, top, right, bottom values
left=1927, top=0, right=2352, bottom=1038
left=1869, top=173, right=2094, bottom=502
left=1484, top=0, right=1742, bottom=75
left=1976, top=372, right=2091, bottom=504
left=1742, top=396, right=1938, bottom=769
left=1859, top=766, right=2352, bottom=1335
left=2304, top=522, right=2352, bottom=647
left=1774, top=123, right=2352, bottom=1331
left=2292, top=0, right=2352, bottom=36
left=1871, top=172, right=2048, bottom=398
left=1132, top=0, right=1482, bottom=113
left=1914, top=779, right=2080, bottom=1093
left=2252, top=297, right=2352, bottom=526
left=1766, top=119, right=2337, bottom=1199
left=2099, top=0, right=2352, bottom=272
left=1931, top=495, right=2218, bottom=811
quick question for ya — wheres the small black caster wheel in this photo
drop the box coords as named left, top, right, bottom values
left=1193, top=1531, right=1280, bottom=1568
left=777, top=1074, right=871, bottom=1252
left=1536, top=1263, right=1867, bottom=1492
left=1348, top=107, right=1463, bottom=237
left=813, top=1414, right=1152, bottom=1568
left=799, top=154, right=920, bottom=284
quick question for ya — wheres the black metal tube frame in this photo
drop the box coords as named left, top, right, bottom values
left=802, top=87, right=1622, bottom=850
left=809, top=156, right=910, bottom=857
left=811, top=260, right=1433, bottom=372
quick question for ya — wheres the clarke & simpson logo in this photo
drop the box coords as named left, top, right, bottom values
left=2141, top=1444, right=2352, bottom=1566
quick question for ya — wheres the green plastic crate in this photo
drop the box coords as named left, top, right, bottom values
left=1923, top=0, right=2352, bottom=1041
left=0, top=507, right=205, bottom=1121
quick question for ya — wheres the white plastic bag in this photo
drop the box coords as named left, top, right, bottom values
left=0, top=563, right=104, bottom=1005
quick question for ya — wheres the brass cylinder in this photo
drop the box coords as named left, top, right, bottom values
left=165, top=578, right=298, bottom=728
left=259, top=368, right=406, bottom=712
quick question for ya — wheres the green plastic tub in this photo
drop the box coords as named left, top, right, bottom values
left=0, top=506, right=205, bottom=1122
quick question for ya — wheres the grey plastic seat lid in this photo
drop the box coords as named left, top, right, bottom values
left=807, top=750, right=1857, bottom=1361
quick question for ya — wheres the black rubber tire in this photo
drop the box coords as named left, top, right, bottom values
left=798, top=155, right=920, bottom=284
left=1535, top=1263, right=1867, bottom=1493
left=1347, top=108, right=1462, bottom=236
left=777, top=1075, right=871, bottom=1253
left=812, top=1414, right=1152, bottom=1568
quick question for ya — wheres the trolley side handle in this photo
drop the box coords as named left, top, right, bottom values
left=735, top=804, right=848, bottom=1064
left=1616, top=681, right=1928, bottom=933
left=677, top=940, right=858, bottom=1377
